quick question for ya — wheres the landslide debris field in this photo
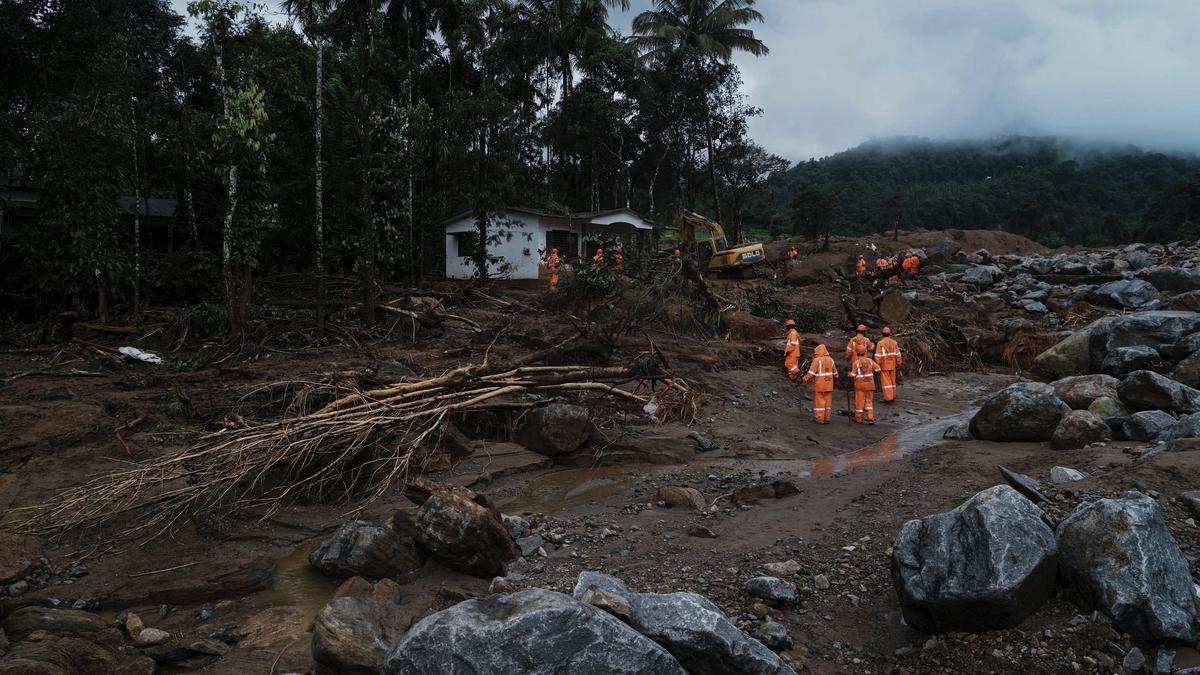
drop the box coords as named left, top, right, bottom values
left=6, top=230, right=1200, bottom=674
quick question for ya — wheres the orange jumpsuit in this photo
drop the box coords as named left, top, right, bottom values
left=544, top=251, right=561, bottom=292
left=784, top=328, right=803, bottom=381
left=875, top=336, right=902, bottom=402
left=802, top=344, right=838, bottom=423
left=888, top=256, right=900, bottom=283
left=615, top=252, right=624, bottom=270
left=875, top=257, right=889, bottom=275
left=856, top=257, right=867, bottom=277
left=845, top=334, right=875, bottom=362
left=902, top=254, right=919, bottom=278
left=851, top=354, right=882, bottom=423
left=788, top=247, right=798, bottom=261
left=593, top=248, right=604, bottom=264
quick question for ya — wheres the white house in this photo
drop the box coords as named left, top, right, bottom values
left=441, top=207, right=655, bottom=280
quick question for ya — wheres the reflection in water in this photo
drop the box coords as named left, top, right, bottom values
left=250, top=543, right=338, bottom=619
left=503, top=410, right=977, bottom=514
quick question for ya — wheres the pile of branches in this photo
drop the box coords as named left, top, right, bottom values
left=18, top=351, right=690, bottom=540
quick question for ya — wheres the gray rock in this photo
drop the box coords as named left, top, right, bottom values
left=751, top=620, right=791, bottom=652
left=1137, top=267, right=1200, bottom=293
left=1167, top=290, right=1200, bottom=312
left=1170, top=332, right=1200, bottom=360
left=1102, top=345, right=1162, bottom=378
left=309, top=520, right=422, bottom=580
left=1162, top=412, right=1200, bottom=440
left=1123, top=647, right=1146, bottom=673
left=1118, top=370, right=1200, bottom=414
left=517, top=403, right=593, bottom=456
left=969, top=382, right=1071, bottom=442
left=658, top=486, right=708, bottom=510
left=943, top=421, right=973, bottom=440
left=963, top=265, right=1002, bottom=288
left=1178, top=490, right=1200, bottom=519
left=135, top=628, right=171, bottom=647
left=1089, top=311, right=1200, bottom=373
left=516, top=534, right=544, bottom=558
left=1056, top=491, right=1195, bottom=643
left=687, top=431, right=720, bottom=451
left=1172, top=350, right=1200, bottom=389
left=1050, top=466, right=1088, bottom=484
left=1089, top=279, right=1162, bottom=309
left=314, top=578, right=412, bottom=675
left=1155, top=648, right=1175, bottom=674
left=412, top=489, right=519, bottom=579
left=502, top=514, right=529, bottom=540
left=1125, top=250, right=1157, bottom=271
left=579, top=586, right=633, bottom=623
left=891, top=485, right=1058, bottom=633
left=999, top=466, right=1049, bottom=503
left=742, top=577, right=797, bottom=606
left=1034, top=331, right=1091, bottom=378
left=1087, top=396, right=1129, bottom=418
left=1052, top=374, right=1121, bottom=410
left=572, top=572, right=794, bottom=675
left=1025, top=301, right=1049, bottom=314
left=1122, top=410, right=1178, bottom=441
left=1051, top=410, right=1112, bottom=450
left=382, top=589, right=686, bottom=675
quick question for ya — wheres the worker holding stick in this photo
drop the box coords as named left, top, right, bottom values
left=802, top=343, right=838, bottom=423
left=783, top=319, right=803, bottom=382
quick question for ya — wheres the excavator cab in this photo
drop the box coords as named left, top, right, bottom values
left=676, top=210, right=765, bottom=274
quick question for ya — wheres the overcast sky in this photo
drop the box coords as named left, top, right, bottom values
left=174, top=0, right=1200, bottom=162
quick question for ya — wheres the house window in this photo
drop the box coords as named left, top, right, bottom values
left=454, top=231, right=480, bottom=258
left=545, top=230, right=578, bottom=259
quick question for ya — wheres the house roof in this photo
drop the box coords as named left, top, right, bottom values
left=437, top=206, right=656, bottom=228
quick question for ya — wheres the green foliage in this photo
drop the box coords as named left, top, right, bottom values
left=544, top=259, right=618, bottom=309
left=792, top=305, right=829, bottom=333
left=745, top=285, right=785, bottom=322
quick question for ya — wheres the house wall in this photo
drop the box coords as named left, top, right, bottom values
left=444, top=212, right=547, bottom=280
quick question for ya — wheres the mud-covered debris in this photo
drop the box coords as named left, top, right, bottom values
left=687, top=430, right=719, bottom=451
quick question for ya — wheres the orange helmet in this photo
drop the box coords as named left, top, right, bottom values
left=785, top=319, right=796, bottom=328
left=882, top=327, right=891, bottom=335
left=550, top=247, right=558, bottom=255
left=856, top=324, right=867, bottom=333
left=856, top=346, right=867, bottom=356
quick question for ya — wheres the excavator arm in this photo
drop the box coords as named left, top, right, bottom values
left=677, top=210, right=730, bottom=251
left=674, top=209, right=765, bottom=274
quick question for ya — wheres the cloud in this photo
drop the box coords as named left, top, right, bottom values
left=621, top=0, right=1200, bottom=161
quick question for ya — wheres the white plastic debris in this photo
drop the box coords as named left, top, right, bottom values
left=118, top=346, right=164, bottom=365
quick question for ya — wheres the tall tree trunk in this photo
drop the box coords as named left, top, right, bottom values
left=357, top=2, right=376, bottom=324
left=704, top=112, right=723, bottom=227
left=314, top=38, right=326, bottom=336
left=214, top=46, right=242, bottom=334
left=129, top=99, right=142, bottom=318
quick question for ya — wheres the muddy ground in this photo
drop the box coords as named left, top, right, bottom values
left=2, top=232, right=1199, bottom=674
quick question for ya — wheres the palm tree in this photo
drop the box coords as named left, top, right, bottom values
left=520, top=0, right=629, bottom=98
left=632, top=0, right=768, bottom=224
left=282, top=0, right=332, bottom=335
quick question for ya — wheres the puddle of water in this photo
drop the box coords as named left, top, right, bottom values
left=250, top=543, right=338, bottom=619
left=502, top=410, right=977, bottom=515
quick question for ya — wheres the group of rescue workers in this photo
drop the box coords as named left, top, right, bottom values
left=783, top=321, right=902, bottom=425
left=855, top=250, right=920, bottom=283
left=541, top=243, right=626, bottom=292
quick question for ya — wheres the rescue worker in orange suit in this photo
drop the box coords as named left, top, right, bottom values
left=888, top=255, right=900, bottom=283
left=875, top=255, right=889, bottom=279
left=593, top=247, right=604, bottom=264
left=614, top=244, right=624, bottom=271
left=845, top=324, right=874, bottom=362
left=851, top=345, right=882, bottom=424
left=674, top=248, right=681, bottom=259
left=784, top=319, right=803, bottom=382
left=856, top=255, right=867, bottom=277
left=902, top=252, right=920, bottom=279
left=874, top=327, right=902, bottom=402
left=543, top=248, right=561, bottom=292
left=802, top=343, right=838, bottom=423
left=787, top=246, right=798, bottom=261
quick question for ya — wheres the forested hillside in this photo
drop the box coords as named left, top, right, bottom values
left=764, top=136, right=1200, bottom=247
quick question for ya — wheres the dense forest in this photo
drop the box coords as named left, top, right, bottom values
left=764, top=136, right=1200, bottom=247
left=0, top=0, right=782, bottom=326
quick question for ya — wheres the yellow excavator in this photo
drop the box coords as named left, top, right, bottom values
left=676, top=210, right=766, bottom=274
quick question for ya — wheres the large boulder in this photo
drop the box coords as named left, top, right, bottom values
left=1137, top=267, right=1200, bottom=293
left=1051, top=410, right=1112, bottom=450
left=1056, top=492, right=1195, bottom=643
left=1122, top=410, right=1177, bottom=441
left=381, top=589, right=687, bottom=675
left=1051, top=374, right=1120, bottom=410
left=313, top=578, right=414, bottom=675
left=1087, top=396, right=1128, bottom=418
left=1172, top=351, right=1200, bottom=389
left=572, top=572, right=794, bottom=675
left=1125, top=250, right=1157, bottom=271
left=969, top=382, right=1071, bottom=442
left=890, top=485, right=1058, bottom=633
left=1117, top=370, right=1200, bottom=414
left=309, top=521, right=422, bottom=580
left=1033, top=331, right=1091, bottom=378
left=1088, top=311, right=1200, bottom=373
left=962, top=265, right=1002, bottom=288
left=1088, top=279, right=1161, bottom=309
left=410, top=485, right=519, bottom=578
left=1170, top=332, right=1200, bottom=361
left=1100, top=345, right=1161, bottom=378
left=1162, top=412, right=1200, bottom=441
left=517, top=403, right=593, bottom=456
left=1167, top=291, right=1200, bottom=312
